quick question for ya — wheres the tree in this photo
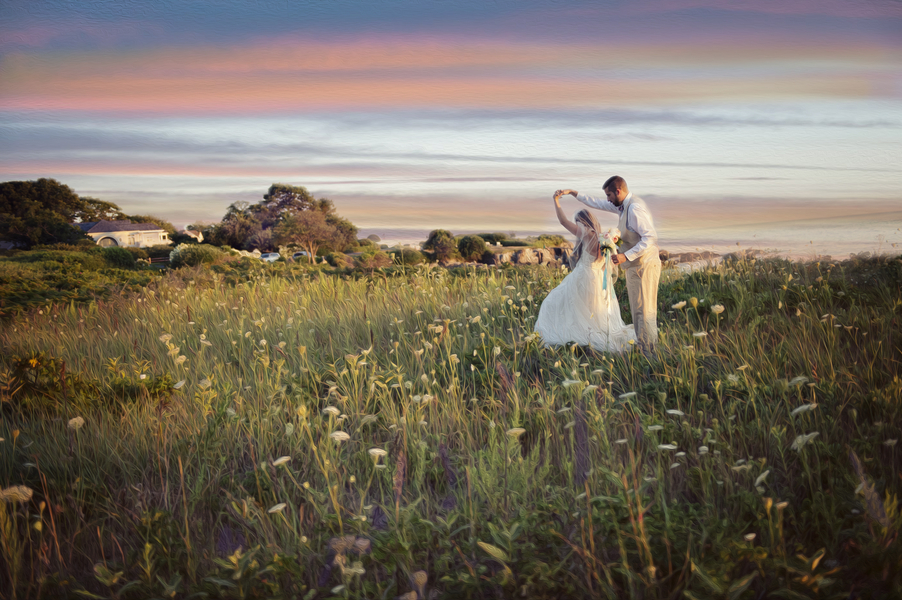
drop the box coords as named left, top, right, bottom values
left=423, top=229, right=457, bottom=262
left=75, top=197, right=127, bottom=222
left=124, top=214, right=176, bottom=235
left=253, top=184, right=316, bottom=229
left=212, top=201, right=263, bottom=249
left=272, top=211, right=338, bottom=263
left=211, top=185, right=360, bottom=252
left=324, top=214, right=358, bottom=253
left=0, top=178, right=88, bottom=247
left=457, top=235, right=487, bottom=261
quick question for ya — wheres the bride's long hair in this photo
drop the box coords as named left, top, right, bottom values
left=569, top=209, right=604, bottom=268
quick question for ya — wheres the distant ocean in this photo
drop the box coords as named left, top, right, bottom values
left=359, top=211, right=902, bottom=261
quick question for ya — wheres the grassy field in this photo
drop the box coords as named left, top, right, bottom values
left=1, top=254, right=900, bottom=599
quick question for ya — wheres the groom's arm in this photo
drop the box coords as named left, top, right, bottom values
left=570, top=191, right=619, bottom=215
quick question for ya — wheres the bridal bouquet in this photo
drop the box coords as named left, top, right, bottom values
left=600, top=227, right=621, bottom=254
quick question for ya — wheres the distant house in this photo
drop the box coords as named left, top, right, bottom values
left=76, top=220, right=171, bottom=248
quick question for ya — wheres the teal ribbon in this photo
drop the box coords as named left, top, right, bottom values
left=602, top=248, right=611, bottom=292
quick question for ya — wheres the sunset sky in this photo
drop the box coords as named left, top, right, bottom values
left=1, top=0, right=900, bottom=252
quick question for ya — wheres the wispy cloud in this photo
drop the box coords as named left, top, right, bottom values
left=2, top=37, right=897, bottom=115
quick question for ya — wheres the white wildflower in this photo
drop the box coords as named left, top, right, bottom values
left=330, top=431, right=351, bottom=443
left=791, top=403, right=818, bottom=416
left=791, top=432, right=819, bottom=451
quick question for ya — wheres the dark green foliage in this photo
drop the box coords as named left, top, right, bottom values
left=536, top=234, right=566, bottom=247
left=0, top=178, right=89, bottom=247
left=2, top=352, right=174, bottom=413
left=32, top=240, right=98, bottom=252
left=355, top=250, right=392, bottom=270
left=144, top=244, right=175, bottom=259
left=499, top=238, right=532, bottom=247
left=169, top=243, right=224, bottom=268
left=457, top=235, right=487, bottom=261
left=423, top=229, right=457, bottom=261
left=393, top=248, right=425, bottom=265
left=122, top=214, right=176, bottom=235
left=101, top=246, right=138, bottom=269
left=326, top=252, right=353, bottom=268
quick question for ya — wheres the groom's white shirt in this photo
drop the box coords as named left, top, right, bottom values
left=576, top=192, right=657, bottom=262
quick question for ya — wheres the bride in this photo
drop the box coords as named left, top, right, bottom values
left=533, top=193, right=636, bottom=352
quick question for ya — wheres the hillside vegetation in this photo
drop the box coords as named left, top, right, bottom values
left=0, top=254, right=900, bottom=599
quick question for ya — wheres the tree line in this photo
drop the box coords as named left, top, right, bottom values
left=0, top=179, right=360, bottom=261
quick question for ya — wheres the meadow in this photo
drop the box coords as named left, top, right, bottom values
left=1, top=253, right=900, bottom=599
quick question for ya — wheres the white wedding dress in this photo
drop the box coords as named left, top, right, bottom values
left=534, top=228, right=636, bottom=353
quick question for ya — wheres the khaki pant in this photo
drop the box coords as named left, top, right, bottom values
left=625, top=258, right=661, bottom=354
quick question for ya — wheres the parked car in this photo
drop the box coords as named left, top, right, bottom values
left=260, top=252, right=280, bottom=263
left=292, top=251, right=309, bottom=260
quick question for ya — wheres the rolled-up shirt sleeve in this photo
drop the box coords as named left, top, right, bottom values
left=624, top=202, right=657, bottom=261
left=576, top=192, right=619, bottom=215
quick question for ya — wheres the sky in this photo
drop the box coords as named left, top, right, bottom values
left=1, top=0, right=901, bottom=255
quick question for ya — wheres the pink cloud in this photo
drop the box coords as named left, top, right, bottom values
left=1, top=37, right=897, bottom=115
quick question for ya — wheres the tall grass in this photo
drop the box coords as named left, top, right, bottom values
left=1, top=255, right=900, bottom=599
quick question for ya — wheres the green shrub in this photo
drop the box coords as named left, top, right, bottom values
left=457, top=235, right=487, bottom=261
left=355, top=250, right=392, bottom=270
left=326, top=252, right=353, bottom=268
left=500, top=238, right=531, bottom=247
left=536, top=234, right=567, bottom=247
left=32, top=240, right=97, bottom=252
left=145, top=244, right=175, bottom=259
left=123, top=246, right=149, bottom=260
left=356, top=238, right=375, bottom=248
left=423, top=229, right=457, bottom=261
left=8, top=249, right=106, bottom=270
left=169, top=243, right=223, bottom=268
left=393, top=248, right=425, bottom=266
left=101, top=246, right=137, bottom=269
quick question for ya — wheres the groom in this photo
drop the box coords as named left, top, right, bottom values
left=556, top=176, right=661, bottom=354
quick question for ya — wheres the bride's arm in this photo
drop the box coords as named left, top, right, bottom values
left=554, top=194, right=579, bottom=236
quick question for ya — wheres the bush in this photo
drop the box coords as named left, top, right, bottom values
left=169, top=243, right=223, bottom=268
left=7, top=249, right=106, bottom=270
left=423, top=229, right=457, bottom=261
left=457, top=235, right=487, bottom=261
left=101, top=247, right=137, bottom=269
left=123, top=246, right=149, bottom=260
left=393, top=248, right=425, bottom=266
left=325, top=252, right=353, bottom=268
left=500, top=239, right=531, bottom=247
left=355, top=250, right=392, bottom=271
left=32, top=240, right=97, bottom=252
left=356, top=238, right=375, bottom=249
left=536, top=234, right=567, bottom=247
left=145, top=244, right=175, bottom=259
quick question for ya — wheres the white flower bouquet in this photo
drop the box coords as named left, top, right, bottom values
left=600, top=227, right=622, bottom=253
